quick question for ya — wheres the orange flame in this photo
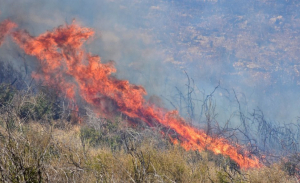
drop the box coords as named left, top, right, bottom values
left=1, top=20, right=261, bottom=168
left=0, top=19, right=17, bottom=46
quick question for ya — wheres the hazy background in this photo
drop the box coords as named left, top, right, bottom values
left=1, top=0, right=300, bottom=128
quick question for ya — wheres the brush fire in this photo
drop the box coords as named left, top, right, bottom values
left=0, top=19, right=262, bottom=169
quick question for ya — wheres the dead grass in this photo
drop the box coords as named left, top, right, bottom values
left=0, top=85, right=298, bottom=182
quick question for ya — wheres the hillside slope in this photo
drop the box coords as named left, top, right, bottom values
left=0, top=83, right=297, bottom=182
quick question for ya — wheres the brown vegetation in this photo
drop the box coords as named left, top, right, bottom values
left=0, top=83, right=298, bottom=182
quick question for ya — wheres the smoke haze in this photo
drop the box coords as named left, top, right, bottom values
left=1, top=0, right=300, bottom=128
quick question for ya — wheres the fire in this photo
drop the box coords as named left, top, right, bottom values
left=1, top=20, right=261, bottom=168
left=0, top=19, right=17, bottom=46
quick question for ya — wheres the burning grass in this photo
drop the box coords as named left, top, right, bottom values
left=0, top=20, right=262, bottom=168
left=0, top=86, right=298, bottom=182
left=0, top=17, right=299, bottom=181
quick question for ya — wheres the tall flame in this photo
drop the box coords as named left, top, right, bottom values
left=1, top=20, right=261, bottom=168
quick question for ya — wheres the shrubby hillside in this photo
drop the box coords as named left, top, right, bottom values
left=0, top=83, right=298, bottom=183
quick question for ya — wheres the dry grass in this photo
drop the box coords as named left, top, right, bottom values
left=0, top=84, right=298, bottom=182
left=0, top=122, right=298, bottom=182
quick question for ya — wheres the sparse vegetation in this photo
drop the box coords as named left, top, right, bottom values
left=0, top=83, right=298, bottom=182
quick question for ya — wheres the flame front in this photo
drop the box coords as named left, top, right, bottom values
left=2, top=21, right=261, bottom=168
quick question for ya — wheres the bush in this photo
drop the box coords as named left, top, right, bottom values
left=0, top=83, right=15, bottom=107
left=18, top=89, right=64, bottom=122
left=80, top=119, right=122, bottom=150
left=0, top=84, right=298, bottom=182
left=18, top=93, right=52, bottom=121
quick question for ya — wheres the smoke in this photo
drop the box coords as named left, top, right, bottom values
left=0, top=0, right=171, bottom=95
left=1, top=0, right=300, bottom=155
left=0, top=19, right=261, bottom=168
left=0, top=20, right=16, bottom=46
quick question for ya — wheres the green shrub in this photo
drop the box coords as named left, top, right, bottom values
left=80, top=126, right=103, bottom=147
left=18, top=93, right=58, bottom=121
left=0, top=84, right=15, bottom=107
left=80, top=121, right=122, bottom=150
